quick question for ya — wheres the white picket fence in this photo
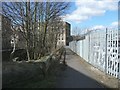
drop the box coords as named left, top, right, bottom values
left=69, top=28, right=120, bottom=79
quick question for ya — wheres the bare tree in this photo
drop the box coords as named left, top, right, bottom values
left=2, top=1, right=70, bottom=60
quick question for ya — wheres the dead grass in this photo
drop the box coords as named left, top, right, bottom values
left=2, top=58, right=63, bottom=88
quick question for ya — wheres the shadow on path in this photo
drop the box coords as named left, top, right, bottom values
left=55, top=48, right=112, bottom=89
left=56, top=64, right=108, bottom=89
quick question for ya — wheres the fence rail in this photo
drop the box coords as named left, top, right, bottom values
left=69, top=28, right=120, bottom=79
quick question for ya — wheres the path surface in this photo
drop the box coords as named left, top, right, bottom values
left=56, top=48, right=107, bottom=89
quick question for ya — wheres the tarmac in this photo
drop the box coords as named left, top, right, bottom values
left=56, top=48, right=118, bottom=89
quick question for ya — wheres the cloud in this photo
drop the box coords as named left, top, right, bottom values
left=90, top=25, right=106, bottom=30
left=90, top=21, right=118, bottom=30
left=111, top=21, right=118, bottom=27
left=63, top=0, right=118, bottom=23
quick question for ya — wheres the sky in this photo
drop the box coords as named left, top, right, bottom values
left=62, top=0, right=119, bottom=35
left=1, top=0, right=119, bottom=35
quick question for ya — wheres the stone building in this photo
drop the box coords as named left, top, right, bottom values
left=57, top=22, right=71, bottom=46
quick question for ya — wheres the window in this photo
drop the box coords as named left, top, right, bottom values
left=62, top=36, right=63, bottom=40
left=58, top=34, right=60, bottom=40
left=113, top=55, right=114, bottom=57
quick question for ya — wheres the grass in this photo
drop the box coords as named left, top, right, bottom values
left=3, top=60, right=63, bottom=88
left=23, top=74, right=56, bottom=88
left=3, top=47, right=65, bottom=88
left=21, top=61, right=65, bottom=88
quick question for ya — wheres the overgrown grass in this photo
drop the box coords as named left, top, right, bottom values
left=3, top=47, right=65, bottom=88
left=19, top=61, right=65, bottom=88
left=22, top=73, right=57, bottom=88
left=3, top=60, right=64, bottom=88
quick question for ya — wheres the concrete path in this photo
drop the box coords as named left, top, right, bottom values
left=56, top=48, right=107, bottom=89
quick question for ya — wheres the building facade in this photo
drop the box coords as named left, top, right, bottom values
left=57, top=22, right=71, bottom=46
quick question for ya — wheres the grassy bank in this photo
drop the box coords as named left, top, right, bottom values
left=3, top=60, right=65, bottom=88
left=3, top=47, right=66, bottom=88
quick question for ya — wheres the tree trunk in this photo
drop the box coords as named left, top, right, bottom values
left=10, top=38, right=16, bottom=61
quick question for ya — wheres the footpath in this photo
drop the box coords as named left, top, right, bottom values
left=55, top=48, right=118, bottom=89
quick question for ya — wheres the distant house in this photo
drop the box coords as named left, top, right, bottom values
left=57, top=21, right=71, bottom=46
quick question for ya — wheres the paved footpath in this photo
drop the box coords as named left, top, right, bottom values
left=55, top=48, right=107, bottom=89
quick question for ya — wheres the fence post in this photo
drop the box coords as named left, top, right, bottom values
left=105, top=28, right=108, bottom=74
left=88, top=32, right=90, bottom=62
left=118, top=1, right=120, bottom=88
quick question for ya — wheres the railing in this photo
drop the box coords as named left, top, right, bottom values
left=69, top=28, right=120, bottom=79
